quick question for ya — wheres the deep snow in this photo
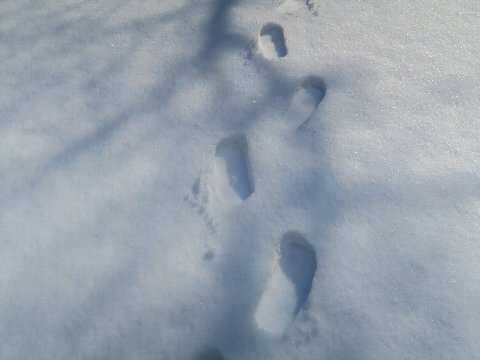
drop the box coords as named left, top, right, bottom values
left=1, top=0, right=479, bottom=359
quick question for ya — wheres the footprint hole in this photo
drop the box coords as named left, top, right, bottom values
left=280, top=231, right=317, bottom=315
left=214, top=134, right=254, bottom=201
left=287, top=76, right=327, bottom=128
left=259, top=22, right=287, bottom=58
left=301, top=75, right=327, bottom=103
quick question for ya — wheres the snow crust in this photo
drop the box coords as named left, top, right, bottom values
left=1, top=0, right=479, bottom=359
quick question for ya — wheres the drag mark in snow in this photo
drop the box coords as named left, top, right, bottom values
left=247, top=23, right=287, bottom=59
left=213, top=135, right=253, bottom=202
left=255, top=232, right=317, bottom=335
left=286, top=76, right=326, bottom=129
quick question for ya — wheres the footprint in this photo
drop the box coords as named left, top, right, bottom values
left=255, top=231, right=317, bottom=335
left=248, top=23, right=287, bottom=59
left=213, top=135, right=254, bottom=202
left=185, top=135, right=253, bottom=231
left=285, top=76, right=326, bottom=129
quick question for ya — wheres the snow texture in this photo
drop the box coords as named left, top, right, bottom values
left=1, top=0, right=479, bottom=359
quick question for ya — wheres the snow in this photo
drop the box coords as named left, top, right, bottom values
left=1, top=0, right=479, bottom=359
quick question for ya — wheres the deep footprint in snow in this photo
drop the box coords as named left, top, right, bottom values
left=255, top=232, right=317, bottom=335
left=286, top=76, right=326, bottom=129
left=213, top=135, right=253, bottom=202
left=185, top=135, right=253, bottom=231
left=249, top=23, right=287, bottom=59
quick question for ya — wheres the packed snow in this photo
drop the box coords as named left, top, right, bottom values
left=1, top=0, right=479, bottom=359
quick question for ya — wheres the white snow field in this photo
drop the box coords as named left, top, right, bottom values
left=1, top=0, right=479, bottom=359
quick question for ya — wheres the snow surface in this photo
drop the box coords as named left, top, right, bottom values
left=1, top=0, right=479, bottom=359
